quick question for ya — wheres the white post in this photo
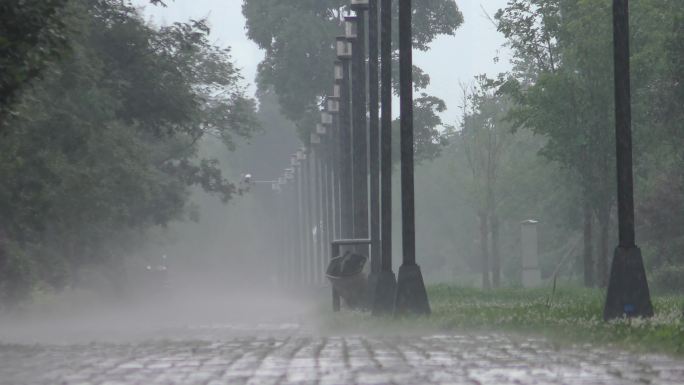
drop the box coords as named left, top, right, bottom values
left=521, top=220, right=542, bottom=287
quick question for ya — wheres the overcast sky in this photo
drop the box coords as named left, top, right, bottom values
left=133, top=0, right=512, bottom=125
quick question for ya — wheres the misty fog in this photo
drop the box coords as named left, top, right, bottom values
left=1, top=0, right=683, bottom=384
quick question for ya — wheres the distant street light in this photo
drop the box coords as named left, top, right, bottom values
left=372, top=0, right=397, bottom=315
left=310, top=132, right=321, bottom=145
left=321, top=111, right=333, bottom=126
left=287, top=159, right=302, bottom=286
left=334, top=62, right=344, bottom=83
left=345, top=17, right=358, bottom=39
left=318, top=108, right=335, bottom=281
left=299, top=146, right=314, bottom=285
left=603, top=0, right=653, bottom=320
left=327, top=98, right=340, bottom=113
left=336, top=37, right=352, bottom=59
left=309, top=131, right=324, bottom=286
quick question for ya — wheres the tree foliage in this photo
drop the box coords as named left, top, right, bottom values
left=490, top=0, right=684, bottom=286
left=0, top=0, right=70, bottom=121
left=242, top=0, right=463, bottom=159
left=0, top=0, right=258, bottom=306
left=412, top=0, right=684, bottom=287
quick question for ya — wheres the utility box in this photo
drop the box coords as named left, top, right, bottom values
left=521, top=220, right=542, bottom=287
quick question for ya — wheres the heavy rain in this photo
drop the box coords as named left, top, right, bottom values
left=0, top=0, right=683, bottom=384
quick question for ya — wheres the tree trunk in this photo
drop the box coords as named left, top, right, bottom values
left=583, top=200, right=595, bottom=287
left=491, top=214, right=500, bottom=288
left=479, top=210, right=491, bottom=289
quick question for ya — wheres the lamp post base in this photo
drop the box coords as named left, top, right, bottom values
left=604, top=246, right=653, bottom=320
left=394, top=264, right=430, bottom=316
left=371, top=270, right=397, bottom=315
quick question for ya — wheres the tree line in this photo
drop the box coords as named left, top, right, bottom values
left=427, top=0, right=684, bottom=289
left=0, top=0, right=258, bottom=307
left=243, top=0, right=684, bottom=291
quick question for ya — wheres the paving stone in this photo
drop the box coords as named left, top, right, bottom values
left=1, top=326, right=683, bottom=384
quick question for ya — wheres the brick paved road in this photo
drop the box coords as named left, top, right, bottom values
left=1, top=324, right=683, bottom=385
left=0, top=290, right=682, bottom=385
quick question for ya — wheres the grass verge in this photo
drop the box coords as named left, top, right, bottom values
left=318, top=285, right=684, bottom=356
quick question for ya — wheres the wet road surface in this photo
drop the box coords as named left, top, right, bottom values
left=1, top=323, right=683, bottom=385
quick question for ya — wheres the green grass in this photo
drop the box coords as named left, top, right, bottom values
left=319, top=285, right=684, bottom=355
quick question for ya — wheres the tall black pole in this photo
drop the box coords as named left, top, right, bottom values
left=604, top=0, right=652, bottom=320
left=294, top=161, right=304, bottom=287
left=276, top=181, right=285, bottom=288
left=303, top=151, right=314, bottom=285
left=283, top=175, right=292, bottom=287
left=328, top=103, right=341, bottom=241
left=287, top=178, right=295, bottom=287
left=312, top=146, right=323, bottom=285
left=394, top=0, right=430, bottom=316
left=339, top=56, right=354, bottom=240
left=324, top=124, right=335, bottom=263
left=350, top=10, right=369, bottom=255
left=316, top=135, right=328, bottom=286
left=371, top=0, right=397, bottom=315
left=319, top=132, right=330, bottom=277
left=367, top=0, right=382, bottom=302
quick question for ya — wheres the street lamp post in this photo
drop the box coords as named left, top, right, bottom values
left=290, top=158, right=303, bottom=287
left=394, top=0, right=430, bottom=316
left=303, top=148, right=315, bottom=286
left=367, top=0, right=382, bottom=308
left=372, top=0, right=397, bottom=315
left=311, top=131, right=323, bottom=285
left=336, top=36, right=354, bottom=242
left=249, top=176, right=289, bottom=287
left=278, top=176, right=291, bottom=287
left=321, top=109, right=336, bottom=270
left=277, top=176, right=287, bottom=287
left=296, top=149, right=310, bottom=287
left=333, top=54, right=351, bottom=311
left=347, top=8, right=369, bottom=257
left=603, top=0, right=653, bottom=320
left=329, top=83, right=342, bottom=240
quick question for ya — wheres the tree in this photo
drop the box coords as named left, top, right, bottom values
left=457, top=78, right=515, bottom=288
left=631, top=0, right=684, bottom=271
left=494, top=0, right=684, bottom=287
left=0, top=0, right=258, bottom=306
left=242, top=0, right=463, bottom=159
left=0, top=0, right=167, bottom=125
left=495, top=0, right=616, bottom=287
left=0, top=0, right=70, bottom=123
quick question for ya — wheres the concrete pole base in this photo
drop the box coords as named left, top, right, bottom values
left=604, top=246, right=653, bottom=320
left=371, top=270, right=397, bottom=316
left=394, top=264, right=430, bottom=316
